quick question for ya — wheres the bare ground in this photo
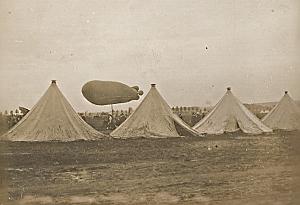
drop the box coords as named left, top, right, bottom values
left=0, top=131, right=300, bottom=205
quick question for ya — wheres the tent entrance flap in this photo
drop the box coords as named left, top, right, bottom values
left=224, top=116, right=240, bottom=133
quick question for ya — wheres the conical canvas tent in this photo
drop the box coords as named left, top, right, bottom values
left=110, top=84, right=199, bottom=138
left=193, top=87, right=272, bottom=135
left=262, top=91, right=300, bottom=130
left=1, top=80, right=105, bottom=141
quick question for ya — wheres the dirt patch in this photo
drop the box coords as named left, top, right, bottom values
left=17, top=195, right=54, bottom=205
left=0, top=131, right=299, bottom=204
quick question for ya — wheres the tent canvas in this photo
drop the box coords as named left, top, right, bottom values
left=193, top=87, right=273, bottom=135
left=1, top=80, right=105, bottom=141
left=110, top=84, right=200, bottom=138
left=262, top=91, right=300, bottom=130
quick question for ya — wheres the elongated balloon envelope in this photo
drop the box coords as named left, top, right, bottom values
left=82, top=80, right=143, bottom=105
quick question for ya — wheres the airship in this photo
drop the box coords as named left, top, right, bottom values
left=82, top=80, right=143, bottom=105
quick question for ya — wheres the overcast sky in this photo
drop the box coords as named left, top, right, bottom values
left=0, top=0, right=299, bottom=112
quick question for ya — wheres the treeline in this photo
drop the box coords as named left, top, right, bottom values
left=0, top=104, right=270, bottom=135
left=0, top=110, right=24, bottom=135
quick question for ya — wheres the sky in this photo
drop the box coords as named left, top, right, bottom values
left=0, top=0, right=299, bottom=112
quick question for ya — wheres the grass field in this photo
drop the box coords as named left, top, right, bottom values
left=0, top=131, right=300, bottom=205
